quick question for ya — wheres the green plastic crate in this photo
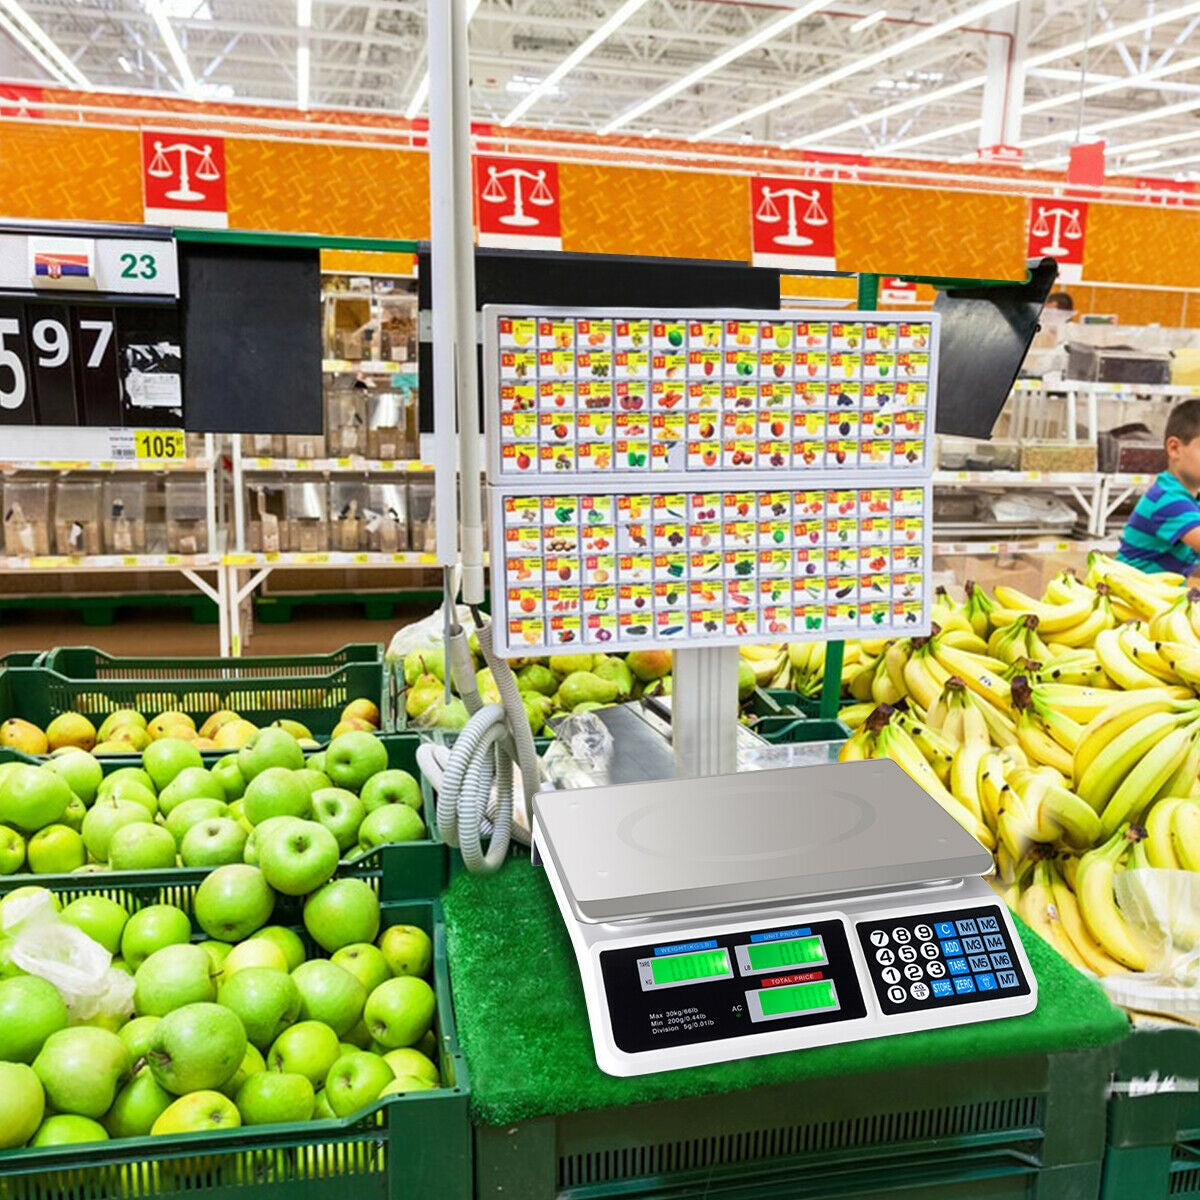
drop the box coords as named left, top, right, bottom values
left=1101, top=1023, right=1200, bottom=1200
left=0, top=651, right=45, bottom=669
left=0, top=898, right=470, bottom=1200
left=44, top=644, right=382, bottom=680
left=0, top=733, right=445, bottom=903
left=475, top=1049, right=1114, bottom=1199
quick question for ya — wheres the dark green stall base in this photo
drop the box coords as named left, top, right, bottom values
left=0, top=898, right=471, bottom=1200
left=0, top=593, right=219, bottom=625
left=255, top=591, right=444, bottom=624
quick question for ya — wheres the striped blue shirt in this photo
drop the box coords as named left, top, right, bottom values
left=1117, top=471, right=1200, bottom=576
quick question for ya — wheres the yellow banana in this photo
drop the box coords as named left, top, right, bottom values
left=884, top=639, right=913, bottom=700
left=931, top=641, right=1011, bottom=708
left=1095, top=628, right=1164, bottom=690
left=1098, top=717, right=1200, bottom=839
left=1154, top=639, right=1200, bottom=689
left=839, top=701, right=877, bottom=732
left=1076, top=828, right=1151, bottom=971
left=894, top=709, right=957, bottom=782
left=1172, top=799, right=1200, bottom=872
left=850, top=661, right=877, bottom=702
left=978, top=751, right=1011, bottom=830
left=964, top=581, right=995, bottom=639
left=940, top=629, right=991, bottom=655
left=871, top=656, right=905, bottom=705
left=1047, top=860, right=1127, bottom=976
left=1073, top=691, right=1200, bottom=793
left=1077, top=709, right=1194, bottom=814
left=902, top=648, right=944, bottom=712
left=1039, top=780, right=1102, bottom=850
left=1143, top=797, right=1187, bottom=869
left=1118, top=624, right=1182, bottom=684
left=949, top=740, right=989, bottom=825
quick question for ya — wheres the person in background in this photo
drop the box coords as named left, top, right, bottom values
left=1117, top=399, right=1200, bottom=576
left=1041, top=291, right=1076, bottom=329
left=1045, top=291, right=1075, bottom=314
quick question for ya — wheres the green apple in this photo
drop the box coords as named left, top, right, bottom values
left=218, top=967, right=301, bottom=1050
left=357, top=804, right=425, bottom=852
left=0, top=764, right=72, bottom=833
left=142, top=738, right=203, bottom=791
left=325, top=732, right=388, bottom=792
left=60, top=796, right=87, bottom=832
left=382, top=1048, right=439, bottom=1086
left=291, top=960, right=366, bottom=1037
left=81, top=797, right=153, bottom=863
left=416, top=1029, right=437, bottom=1060
left=26, top=824, right=86, bottom=874
left=331, top=944, right=391, bottom=994
left=304, top=878, right=380, bottom=952
left=379, top=1074, right=436, bottom=1098
left=378, top=924, right=433, bottom=979
left=219, top=1042, right=267, bottom=1100
left=250, top=926, right=307, bottom=973
left=0, top=1063, right=43, bottom=1148
left=101, top=779, right=159, bottom=817
left=59, top=896, right=129, bottom=956
left=213, top=755, right=247, bottom=802
left=98, top=766, right=155, bottom=798
left=0, top=827, right=25, bottom=874
left=120, top=904, right=192, bottom=970
left=46, top=750, right=104, bottom=806
left=293, top=768, right=331, bottom=797
left=151, top=1090, right=240, bottom=1135
left=238, top=728, right=305, bottom=783
left=147, top=1002, right=247, bottom=1094
left=311, top=787, right=366, bottom=853
left=221, top=938, right=288, bottom=977
left=31, top=1113, right=108, bottom=1146
left=164, top=796, right=228, bottom=844
left=199, top=940, right=233, bottom=973
left=194, top=864, right=275, bottom=942
left=0, top=976, right=68, bottom=1062
left=312, top=1088, right=335, bottom=1119
left=158, top=767, right=226, bottom=816
left=258, top=818, right=339, bottom=896
left=104, top=1067, right=173, bottom=1138
left=323, top=1051, right=394, bottom=1117
left=243, top=769, right=312, bottom=826
left=363, top=977, right=435, bottom=1050
left=119, top=1015, right=161, bottom=1061
left=33, top=1027, right=130, bottom=1117
left=267, top=1020, right=340, bottom=1088
left=306, top=751, right=327, bottom=774
left=343, top=1019, right=372, bottom=1049
left=360, top=769, right=422, bottom=813
left=134, top=943, right=218, bottom=1016
left=236, top=1071, right=315, bottom=1125
left=180, top=817, right=247, bottom=867
left=109, top=823, right=177, bottom=870
left=241, top=814, right=303, bottom=865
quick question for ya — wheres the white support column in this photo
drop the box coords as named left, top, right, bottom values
left=979, top=0, right=1030, bottom=150
left=672, top=647, right=739, bottom=778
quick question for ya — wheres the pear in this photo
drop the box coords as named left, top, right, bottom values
left=738, top=660, right=756, bottom=702
left=521, top=693, right=554, bottom=736
left=593, top=657, right=634, bottom=700
left=0, top=718, right=48, bottom=756
left=403, top=648, right=444, bottom=688
left=433, top=699, right=469, bottom=731
left=475, top=668, right=501, bottom=705
left=45, top=714, right=97, bottom=753
left=549, top=654, right=594, bottom=676
left=556, top=672, right=619, bottom=710
left=517, top=663, right=559, bottom=697
left=405, top=674, right=444, bottom=720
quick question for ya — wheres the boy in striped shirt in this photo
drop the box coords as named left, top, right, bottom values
left=1117, top=400, right=1200, bottom=576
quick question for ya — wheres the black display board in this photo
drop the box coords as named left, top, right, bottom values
left=931, top=257, right=1058, bottom=439
left=415, top=246, right=785, bottom=431
left=180, top=241, right=322, bottom=434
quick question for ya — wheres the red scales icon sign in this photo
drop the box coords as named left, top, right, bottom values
left=1027, top=196, right=1087, bottom=283
left=474, top=155, right=562, bottom=250
left=750, top=176, right=836, bottom=270
left=141, top=131, right=229, bottom=228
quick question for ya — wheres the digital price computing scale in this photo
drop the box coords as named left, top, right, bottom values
left=533, top=759, right=1036, bottom=1077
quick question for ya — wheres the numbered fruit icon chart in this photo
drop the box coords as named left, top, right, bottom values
left=483, top=307, right=938, bottom=656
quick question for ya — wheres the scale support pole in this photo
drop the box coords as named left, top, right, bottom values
left=672, top=647, right=739, bottom=778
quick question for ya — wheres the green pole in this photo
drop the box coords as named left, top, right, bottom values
left=818, top=272, right=880, bottom=721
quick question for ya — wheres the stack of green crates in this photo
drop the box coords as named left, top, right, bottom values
left=744, top=686, right=849, bottom=745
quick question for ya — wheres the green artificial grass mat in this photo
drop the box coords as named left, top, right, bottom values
left=443, top=857, right=1130, bottom=1127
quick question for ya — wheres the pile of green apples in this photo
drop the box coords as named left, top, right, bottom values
left=0, top=875, right=442, bottom=1150
left=0, top=727, right=427, bottom=877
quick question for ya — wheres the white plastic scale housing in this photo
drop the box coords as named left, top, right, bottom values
left=534, top=760, right=1037, bottom=1077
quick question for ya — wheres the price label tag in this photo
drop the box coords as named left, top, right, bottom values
left=225, top=553, right=256, bottom=566
left=353, top=553, right=369, bottom=563
left=135, top=429, right=185, bottom=459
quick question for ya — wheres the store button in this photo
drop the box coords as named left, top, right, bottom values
left=931, top=979, right=953, bottom=998
left=953, top=976, right=976, bottom=994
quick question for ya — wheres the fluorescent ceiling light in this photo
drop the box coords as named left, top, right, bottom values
left=144, top=0, right=196, bottom=93
left=1021, top=94, right=1200, bottom=150
left=692, top=0, right=1018, bottom=142
left=1132, top=149, right=1200, bottom=173
left=117, top=54, right=134, bottom=73
left=0, top=0, right=89, bottom=87
left=1024, top=53, right=1200, bottom=117
left=297, top=0, right=311, bottom=28
left=1025, top=0, right=1200, bottom=69
left=849, top=9, right=887, bottom=33
left=882, top=116, right=984, bottom=152
left=1123, top=148, right=1164, bottom=162
left=0, top=9, right=60, bottom=82
left=297, top=44, right=309, bottom=109
left=600, top=0, right=836, bottom=135
left=1036, top=126, right=1200, bottom=168
left=502, top=0, right=649, bottom=126
left=405, top=0, right=482, bottom=120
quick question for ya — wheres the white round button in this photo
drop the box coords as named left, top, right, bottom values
left=926, top=961, right=946, bottom=978
left=870, top=930, right=889, bottom=947
left=888, top=985, right=906, bottom=1004
left=910, top=982, right=930, bottom=1001
left=893, top=926, right=912, bottom=944
left=914, top=924, right=933, bottom=940
left=898, top=946, right=918, bottom=963
left=920, top=942, right=940, bottom=960
left=876, top=948, right=895, bottom=966
left=881, top=966, right=901, bottom=985
left=903, top=963, right=923, bottom=981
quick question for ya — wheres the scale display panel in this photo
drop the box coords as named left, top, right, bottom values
left=484, top=306, right=938, bottom=657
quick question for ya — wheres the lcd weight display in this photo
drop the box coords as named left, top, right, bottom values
left=639, top=948, right=733, bottom=991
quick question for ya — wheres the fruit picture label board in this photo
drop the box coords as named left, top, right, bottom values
left=482, top=306, right=938, bottom=657
left=533, top=759, right=1036, bottom=1077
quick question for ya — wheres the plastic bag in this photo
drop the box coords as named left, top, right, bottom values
left=385, top=583, right=466, bottom=664
left=2, top=890, right=135, bottom=1022
left=541, top=713, right=615, bottom=788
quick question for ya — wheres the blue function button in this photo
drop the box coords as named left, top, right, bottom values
left=934, top=921, right=956, bottom=938
left=997, top=970, right=1019, bottom=989
left=978, top=915, right=1001, bottom=934
left=939, top=938, right=962, bottom=956
left=931, top=979, right=954, bottom=997
left=947, top=957, right=969, bottom=975
left=968, top=955, right=991, bottom=972
left=961, top=936, right=985, bottom=954
left=954, top=918, right=978, bottom=935
left=975, top=973, right=997, bottom=991
left=990, top=952, right=1012, bottom=970
left=953, top=976, right=977, bottom=994
left=984, top=934, right=1006, bottom=952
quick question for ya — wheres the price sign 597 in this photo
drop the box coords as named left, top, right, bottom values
left=0, top=299, right=123, bottom=427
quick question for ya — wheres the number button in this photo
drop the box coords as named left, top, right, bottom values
left=903, top=963, right=923, bottom=981
left=876, top=948, right=895, bottom=966
left=920, top=942, right=939, bottom=960
left=881, top=966, right=901, bottom=985
left=909, top=982, right=930, bottom=1001
left=893, top=926, right=911, bottom=944
left=914, top=924, right=933, bottom=941
left=888, top=985, right=907, bottom=1004
left=926, top=960, right=946, bottom=978
left=870, top=930, right=889, bottom=947
left=897, top=946, right=917, bottom=964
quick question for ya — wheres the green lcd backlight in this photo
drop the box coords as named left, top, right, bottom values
left=745, top=936, right=824, bottom=972
left=757, top=979, right=838, bottom=1017
left=649, top=949, right=731, bottom=985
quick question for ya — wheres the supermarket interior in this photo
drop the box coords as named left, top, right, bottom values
left=4, top=1, right=1200, bottom=1198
